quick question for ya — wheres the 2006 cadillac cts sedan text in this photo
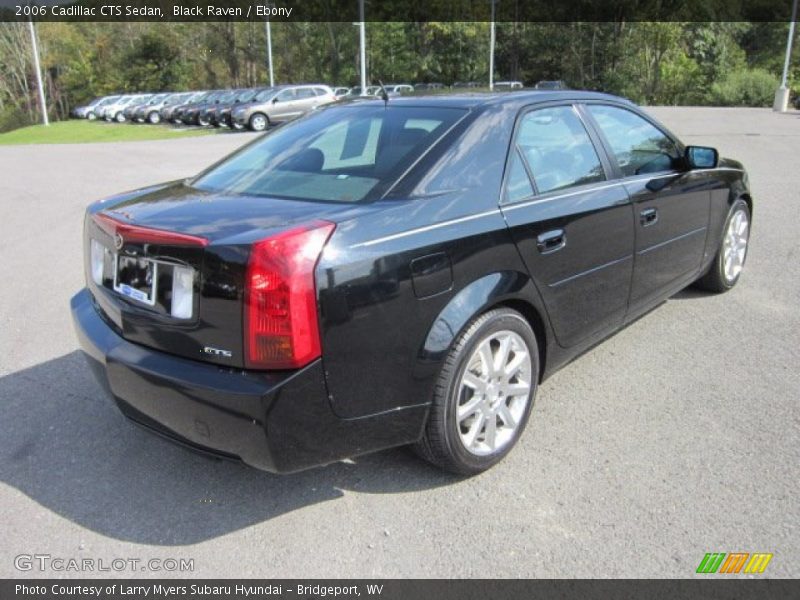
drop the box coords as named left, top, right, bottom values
left=71, top=92, right=752, bottom=474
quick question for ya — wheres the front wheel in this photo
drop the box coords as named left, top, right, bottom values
left=114, top=112, right=125, bottom=123
left=414, top=307, right=539, bottom=475
left=249, top=113, right=269, bottom=132
left=87, top=112, right=96, bottom=121
left=695, top=199, right=751, bottom=292
left=147, top=111, right=160, bottom=124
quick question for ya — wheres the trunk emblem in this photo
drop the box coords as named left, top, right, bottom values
left=114, top=233, right=124, bottom=250
left=203, top=346, right=233, bottom=358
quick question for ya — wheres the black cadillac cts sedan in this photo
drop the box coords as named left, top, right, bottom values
left=71, top=91, right=752, bottom=474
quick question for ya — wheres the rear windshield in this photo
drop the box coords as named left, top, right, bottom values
left=192, top=105, right=466, bottom=203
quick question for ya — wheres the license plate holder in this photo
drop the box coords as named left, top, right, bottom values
left=113, top=254, right=157, bottom=306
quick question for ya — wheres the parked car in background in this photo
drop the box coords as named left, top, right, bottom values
left=197, top=89, right=239, bottom=127
left=386, top=84, right=414, bottom=94
left=332, top=87, right=351, bottom=98
left=348, top=86, right=382, bottom=97
left=230, top=84, right=336, bottom=131
left=72, top=91, right=752, bottom=475
left=133, top=92, right=186, bottom=124
left=495, top=81, right=524, bottom=90
left=215, top=88, right=267, bottom=128
left=414, top=82, right=446, bottom=91
left=162, top=91, right=207, bottom=124
left=123, top=93, right=167, bottom=123
left=103, top=94, right=152, bottom=123
left=180, top=90, right=225, bottom=126
left=452, top=82, right=482, bottom=89
left=72, top=96, right=114, bottom=120
left=534, top=80, right=568, bottom=90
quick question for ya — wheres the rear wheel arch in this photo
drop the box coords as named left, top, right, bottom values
left=419, top=271, right=549, bottom=383
left=493, top=299, right=547, bottom=384
left=736, top=193, right=753, bottom=222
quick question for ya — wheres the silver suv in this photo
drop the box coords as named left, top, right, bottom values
left=230, top=85, right=336, bottom=131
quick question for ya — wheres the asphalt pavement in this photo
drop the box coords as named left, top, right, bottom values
left=0, top=108, right=797, bottom=578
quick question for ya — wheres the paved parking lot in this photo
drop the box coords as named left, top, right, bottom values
left=0, top=108, right=798, bottom=578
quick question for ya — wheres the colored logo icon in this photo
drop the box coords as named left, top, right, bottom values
left=696, top=553, right=773, bottom=574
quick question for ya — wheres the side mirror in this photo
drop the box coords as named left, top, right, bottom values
left=685, top=146, right=718, bottom=169
left=272, top=97, right=279, bottom=104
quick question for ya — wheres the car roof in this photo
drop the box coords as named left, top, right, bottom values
left=344, top=90, right=632, bottom=110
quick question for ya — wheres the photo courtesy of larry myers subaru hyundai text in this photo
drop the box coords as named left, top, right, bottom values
left=71, top=91, right=752, bottom=474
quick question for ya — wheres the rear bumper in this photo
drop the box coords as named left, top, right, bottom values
left=70, top=288, right=426, bottom=473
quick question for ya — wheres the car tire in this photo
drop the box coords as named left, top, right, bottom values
left=114, top=112, right=125, bottom=123
left=413, top=307, right=539, bottom=475
left=146, top=111, right=160, bottom=124
left=695, top=199, right=751, bottom=293
left=87, top=112, right=96, bottom=121
left=232, top=122, right=245, bottom=131
left=198, top=116, right=210, bottom=127
left=249, top=113, right=269, bottom=132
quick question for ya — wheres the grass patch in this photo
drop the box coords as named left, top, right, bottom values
left=0, top=119, right=216, bottom=145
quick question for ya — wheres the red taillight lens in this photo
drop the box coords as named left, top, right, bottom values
left=92, top=212, right=208, bottom=247
left=244, top=220, right=335, bottom=370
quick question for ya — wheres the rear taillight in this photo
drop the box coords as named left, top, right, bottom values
left=244, top=221, right=335, bottom=370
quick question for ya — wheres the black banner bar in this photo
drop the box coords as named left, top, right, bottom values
left=2, top=580, right=799, bottom=600
left=0, top=0, right=797, bottom=23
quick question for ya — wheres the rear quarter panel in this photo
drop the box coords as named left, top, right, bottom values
left=316, top=103, right=554, bottom=420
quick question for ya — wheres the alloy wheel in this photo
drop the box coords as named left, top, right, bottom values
left=250, top=114, right=267, bottom=131
left=722, top=208, right=749, bottom=282
left=456, top=330, right=532, bottom=456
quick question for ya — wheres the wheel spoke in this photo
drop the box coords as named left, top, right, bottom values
left=503, top=351, right=528, bottom=378
left=494, top=335, right=512, bottom=374
left=497, top=403, right=516, bottom=429
left=462, top=372, right=486, bottom=392
left=503, top=382, right=530, bottom=397
left=478, top=343, right=494, bottom=377
left=484, top=415, right=497, bottom=450
left=458, top=394, right=484, bottom=421
left=464, top=413, right=486, bottom=448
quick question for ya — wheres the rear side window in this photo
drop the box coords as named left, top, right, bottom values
left=295, top=88, right=316, bottom=99
left=504, top=150, right=535, bottom=203
left=192, top=106, right=466, bottom=203
left=515, top=106, right=606, bottom=194
left=587, top=105, right=679, bottom=177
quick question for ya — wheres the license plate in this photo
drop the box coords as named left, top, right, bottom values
left=113, top=255, right=157, bottom=306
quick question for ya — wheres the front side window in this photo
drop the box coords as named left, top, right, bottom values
left=514, top=106, right=606, bottom=195
left=276, top=89, right=295, bottom=102
left=192, top=106, right=465, bottom=203
left=587, top=105, right=679, bottom=177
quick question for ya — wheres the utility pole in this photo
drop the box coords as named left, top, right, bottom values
left=359, top=0, right=367, bottom=95
left=774, top=0, right=798, bottom=112
left=489, top=0, right=497, bottom=91
left=28, top=16, right=48, bottom=126
left=265, top=17, right=274, bottom=87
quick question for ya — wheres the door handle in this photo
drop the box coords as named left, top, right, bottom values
left=640, top=208, right=658, bottom=227
left=536, top=229, right=566, bottom=254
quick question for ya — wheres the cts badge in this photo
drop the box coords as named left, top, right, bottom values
left=203, top=346, right=233, bottom=358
